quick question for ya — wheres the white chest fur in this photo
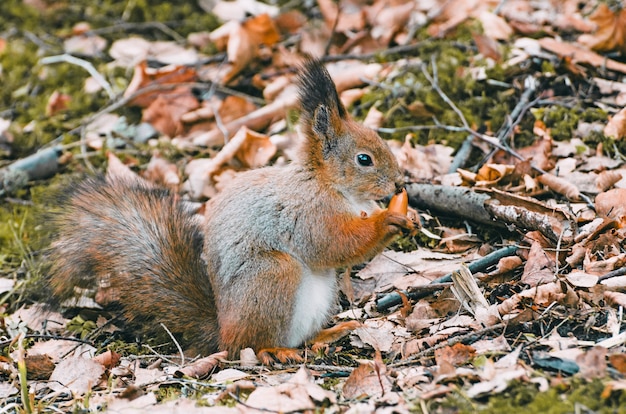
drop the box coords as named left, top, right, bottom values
left=287, top=268, right=337, bottom=347
left=345, top=194, right=379, bottom=217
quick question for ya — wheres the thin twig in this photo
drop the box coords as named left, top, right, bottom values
left=420, top=57, right=549, bottom=175
left=0, top=334, right=95, bottom=350
left=376, top=245, right=519, bottom=311
left=324, top=4, right=341, bottom=57
left=40, top=54, right=115, bottom=99
left=160, top=322, right=185, bottom=366
left=389, top=322, right=508, bottom=367
left=88, top=21, right=185, bottom=42
left=598, top=267, right=626, bottom=282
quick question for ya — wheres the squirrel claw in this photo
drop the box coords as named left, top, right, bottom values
left=257, top=347, right=304, bottom=365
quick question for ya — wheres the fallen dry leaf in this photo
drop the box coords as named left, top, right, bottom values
left=596, top=170, right=623, bottom=191
left=144, top=154, right=180, bottom=188
left=609, top=353, right=626, bottom=375
left=576, top=346, right=608, bottom=380
left=343, top=350, right=392, bottom=399
left=224, top=14, right=280, bottom=83
left=142, top=87, right=199, bottom=137
left=64, top=34, right=107, bottom=56
left=435, top=343, right=476, bottom=367
left=24, top=354, right=55, bottom=380
left=366, top=0, right=414, bottom=45
left=124, top=62, right=197, bottom=108
left=596, top=188, right=626, bottom=224
left=604, top=107, right=626, bottom=140
left=394, top=139, right=454, bottom=180
left=244, top=366, right=336, bottom=412
left=539, top=37, right=626, bottom=75
left=233, top=128, right=277, bottom=169
left=175, top=351, right=227, bottom=379
left=45, top=91, right=71, bottom=116
left=578, top=3, right=626, bottom=54
left=565, top=271, right=599, bottom=288
left=521, top=241, right=556, bottom=287
left=537, top=173, right=581, bottom=201
left=48, top=356, right=105, bottom=394
left=93, top=350, right=121, bottom=370
left=317, top=0, right=366, bottom=33
left=477, top=10, right=513, bottom=41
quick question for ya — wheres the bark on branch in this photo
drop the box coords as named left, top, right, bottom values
left=406, top=183, right=576, bottom=245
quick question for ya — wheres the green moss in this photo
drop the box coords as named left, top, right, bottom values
left=358, top=31, right=520, bottom=150
left=417, top=379, right=626, bottom=414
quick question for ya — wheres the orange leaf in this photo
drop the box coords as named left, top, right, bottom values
left=124, top=62, right=197, bottom=108
left=604, top=107, right=626, bottom=140
left=578, top=3, right=626, bottom=54
left=45, top=91, right=71, bottom=116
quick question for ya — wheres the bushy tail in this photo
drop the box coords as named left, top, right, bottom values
left=49, top=176, right=219, bottom=354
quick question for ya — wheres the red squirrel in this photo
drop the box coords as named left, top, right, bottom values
left=48, top=59, right=414, bottom=363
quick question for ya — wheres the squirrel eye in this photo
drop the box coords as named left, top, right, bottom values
left=356, top=153, right=373, bottom=167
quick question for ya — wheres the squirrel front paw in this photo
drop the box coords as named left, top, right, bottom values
left=383, top=211, right=416, bottom=236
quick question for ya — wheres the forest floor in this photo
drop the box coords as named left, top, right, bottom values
left=3, top=0, right=626, bottom=412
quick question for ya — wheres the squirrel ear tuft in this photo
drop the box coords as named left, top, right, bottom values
left=297, top=58, right=347, bottom=121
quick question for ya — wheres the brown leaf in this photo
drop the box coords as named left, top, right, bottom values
left=596, top=170, right=623, bottom=191
left=224, top=14, right=280, bottom=83
left=521, top=241, right=556, bottom=287
left=329, top=62, right=382, bottom=92
left=604, top=107, right=626, bottom=140
left=475, top=163, right=515, bottom=186
left=64, top=34, right=107, bottom=56
left=472, top=32, right=502, bottom=61
left=274, top=10, right=306, bottom=34
left=25, top=354, right=55, bottom=380
left=497, top=282, right=565, bottom=316
left=362, top=106, right=384, bottom=130
left=477, top=10, right=513, bottom=41
left=596, top=188, right=626, bottom=224
left=175, top=351, right=227, bottom=379
left=537, top=173, right=581, bottom=201
left=142, top=87, right=199, bottom=138
left=343, top=360, right=393, bottom=399
left=124, top=62, right=197, bottom=108
left=366, top=1, right=414, bottom=45
left=427, top=0, right=477, bottom=37
left=192, top=86, right=298, bottom=147
left=609, top=353, right=626, bottom=375
left=45, top=91, right=71, bottom=116
left=539, top=37, right=626, bottom=75
left=144, top=154, right=181, bottom=188
left=48, top=356, right=106, bottom=394
left=576, top=346, right=608, bottom=380
left=245, top=366, right=336, bottom=411
left=93, top=350, right=121, bottom=370
left=394, top=139, right=454, bottom=180
left=234, top=129, right=277, bottom=168
left=578, top=3, right=626, bottom=54
left=434, top=343, right=476, bottom=367
left=317, top=0, right=366, bottom=33
left=604, top=291, right=626, bottom=308
left=106, top=151, right=144, bottom=183
left=565, top=271, right=599, bottom=288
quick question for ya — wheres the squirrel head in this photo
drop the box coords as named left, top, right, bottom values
left=296, top=58, right=404, bottom=202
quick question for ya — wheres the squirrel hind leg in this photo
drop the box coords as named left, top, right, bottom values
left=216, top=250, right=303, bottom=357
left=257, top=347, right=304, bottom=365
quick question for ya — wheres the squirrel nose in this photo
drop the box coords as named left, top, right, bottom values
left=394, top=179, right=405, bottom=193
